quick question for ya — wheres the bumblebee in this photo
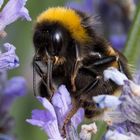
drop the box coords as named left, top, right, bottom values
left=33, top=7, right=131, bottom=130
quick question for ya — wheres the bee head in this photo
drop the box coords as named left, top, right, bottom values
left=34, top=22, right=73, bottom=58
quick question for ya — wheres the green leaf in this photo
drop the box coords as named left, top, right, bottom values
left=124, top=3, right=140, bottom=68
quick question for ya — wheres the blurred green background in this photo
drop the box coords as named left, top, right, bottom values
left=2, top=0, right=140, bottom=140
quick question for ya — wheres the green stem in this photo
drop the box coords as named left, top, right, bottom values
left=124, top=3, right=140, bottom=68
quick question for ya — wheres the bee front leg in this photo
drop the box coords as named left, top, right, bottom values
left=71, top=60, right=81, bottom=92
left=71, top=44, right=82, bottom=92
left=39, top=80, right=52, bottom=100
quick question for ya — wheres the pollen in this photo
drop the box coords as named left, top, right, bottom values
left=37, top=7, right=90, bottom=43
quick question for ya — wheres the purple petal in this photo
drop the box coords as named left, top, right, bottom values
left=0, top=71, right=7, bottom=92
left=66, top=2, right=84, bottom=12
left=3, top=76, right=27, bottom=96
left=103, top=109, right=127, bottom=124
left=83, top=0, right=95, bottom=14
left=66, top=0, right=94, bottom=14
left=27, top=109, right=54, bottom=126
left=104, top=73, right=140, bottom=136
left=0, top=134, right=13, bottom=140
left=52, top=85, right=85, bottom=130
left=26, top=119, right=44, bottom=127
left=43, top=122, right=63, bottom=140
left=120, top=93, right=140, bottom=124
left=26, top=99, right=63, bottom=139
left=52, top=85, right=71, bottom=108
left=52, top=85, right=72, bottom=128
left=37, top=96, right=57, bottom=119
left=109, top=34, right=127, bottom=50
left=26, top=110, right=62, bottom=139
left=103, top=67, right=128, bottom=86
left=19, top=7, right=31, bottom=21
left=93, top=95, right=121, bottom=109
left=104, top=130, right=131, bottom=140
left=71, top=108, right=85, bottom=129
left=0, top=76, right=27, bottom=111
left=0, top=43, right=19, bottom=71
left=117, top=121, right=140, bottom=136
left=0, top=0, right=31, bottom=31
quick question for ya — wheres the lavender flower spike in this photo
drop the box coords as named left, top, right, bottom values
left=0, top=43, right=19, bottom=71
left=0, top=0, right=31, bottom=32
left=52, top=85, right=84, bottom=130
left=0, top=76, right=27, bottom=113
left=26, top=96, right=63, bottom=140
left=103, top=67, right=140, bottom=139
left=103, top=67, right=128, bottom=85
left=3, top=76, right=27, bottom=96
left=93, top=95, right=121, bottom=109
left=27, top=85, right=84, bottom=139
left=104, top=130, right=136, bottom=140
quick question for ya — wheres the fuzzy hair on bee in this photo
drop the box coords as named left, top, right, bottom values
left=32, top=7, right=132, bottom=132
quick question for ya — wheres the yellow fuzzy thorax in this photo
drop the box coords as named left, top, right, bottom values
left=37, top=7, right=90, bottom=43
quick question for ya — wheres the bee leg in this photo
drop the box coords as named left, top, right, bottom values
left=87, top=56, right=117, bottom=68
left=33, top=58, right=44, bottom=78
left=71, top=44, right=82, bottom=92
left=44, top=50, right=56, bottom=99
left=71, top=60, right=81, bottom=92
left=33, top=58, right=47, bottom=96
left=76, top=67, right=100, bottom=96
left=77, top=77, right=100, bottom=96
left=39, top=80, right=52, bottom=99
left=62, top=102, right=79, bottom=136
left=84, top=76, right=100, bottom=93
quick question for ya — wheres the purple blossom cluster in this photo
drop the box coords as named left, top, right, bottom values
left=27, top=85, right=84, bottom=140
left=101, top=67, right=140, bottom=140
left=66, top=0, right=137, bottom=51
left=0, top=0, right=31, bottom=139
left=27, top=67, right=140, bottom=140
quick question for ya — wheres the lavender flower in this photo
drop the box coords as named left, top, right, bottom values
left=0, top=43, right=19, bottom=71
left=26, top=97, right=63, bottom=140
left=0, top=0, right=31, bottom=32
left=93, top=95, right=122, bottom=109
left=103, top=129, right=140, bottom=140
left=0, top=76, right=27, bottom=112
left=109, top=34, right=127, bottom=50
left=52, top=85, right=84, bottom=130
left=0, top=134, right=13, bottom=140
left=0, top=75, right=27, bottom=134
left=103, top=67, right=128, bottom=85
left=27, top=85, right=84, bottom=139
left=99, top=67, right=140, bottom=139
left=0, top=0, right=31, bottom=139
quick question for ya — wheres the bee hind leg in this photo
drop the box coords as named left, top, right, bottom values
left=87, top=56, right=117, bottom=68
left=76, top=67, right=101, bottom=96
left=62, top=101, right=79, bottom=137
